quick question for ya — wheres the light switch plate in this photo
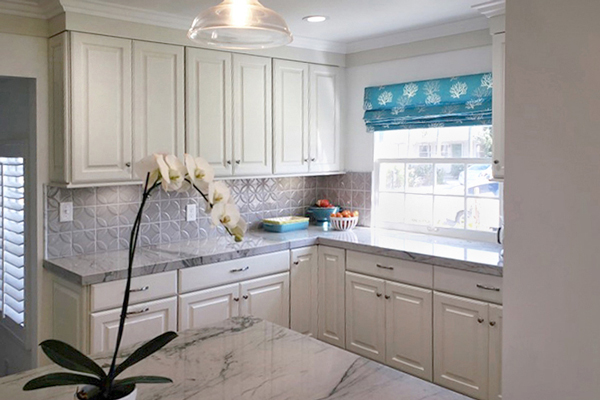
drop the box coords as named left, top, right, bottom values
left=59, top=202, right=73, bottom=222
left=186, top=204, right=197, bottom=222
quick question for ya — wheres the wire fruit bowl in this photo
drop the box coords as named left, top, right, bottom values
left=330, top=216, right=358, bottom=231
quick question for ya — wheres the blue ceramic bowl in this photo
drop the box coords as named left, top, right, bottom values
left=307, top=206, right=340, bottom=226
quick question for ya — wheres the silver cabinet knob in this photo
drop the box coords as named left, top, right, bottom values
left=293, top=261, right=299, bottom=265
left=243, top=295, right=249, bottom=300
left=233, top=297, right=240, bottom=302
left=125, top=162, right=131, bottom=168
left=126, top=307, right=149, bottom=317
left=235, top=160, right=241, bottom=164
left=493, top=160, right=500, bottom=165
left=227, top=160, right=232, bottom=165
left=311, top=158, right=316, bottom=162
left=489, top=321, right=497, bottom=327
left=304, top=159, right=309, bottom=162
left=376, top=293, right=382, bottom=298
left=477, top=318, right=485, bottom=324
left=385, top=295, right=391, bottom=300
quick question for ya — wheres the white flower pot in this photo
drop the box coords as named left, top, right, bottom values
left=75, top=385, right=138, bottom=400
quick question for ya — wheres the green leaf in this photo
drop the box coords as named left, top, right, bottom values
left=23, top=372, right=101, bottom=391
left=114, top=376, right=173, bottom=386
left=40, top=340, right=106, bottom=378
left=114, top=331, right=178, bottom=377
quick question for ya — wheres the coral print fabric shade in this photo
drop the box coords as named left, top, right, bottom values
left=363, top=73, right=493, bottom=132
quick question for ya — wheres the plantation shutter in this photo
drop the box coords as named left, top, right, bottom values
left=363, top=73, right=493, bottom=132
left=0, top=157, right=25, bottom=326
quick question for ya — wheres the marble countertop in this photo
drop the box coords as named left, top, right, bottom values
left=0, top=317, right=470, bottom=400
left=44, top=226, right=503, bottom=285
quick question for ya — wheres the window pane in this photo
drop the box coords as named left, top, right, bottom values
left=407, top=164, right=433, bottom=194
left=434, top=196, right=466, bottom=229
left=379, top=163, right=405, bottom=192
left=467, top=181, right=499, bottom=198
left=405, top=194, right=433, bottom=226
left=408, top=129, right=437, bottom=158
left=463, top=163, right=492, bottom=186
left=375, top=131, right=408, bottom=159
left=470, top=126, right=493, bottom=158
left=435, top=164, right=465, bottom=195
left=437, top=126, right=469, bottom=158
left=377, top=192, right=405, bottom=224
left=466, top=198, right=500, bottom=232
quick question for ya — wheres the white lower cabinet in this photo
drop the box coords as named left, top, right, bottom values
left=488, top=304, right=503, bottom=400
left=345, top=272, right=385, bottom=363
left=385, top=281, right=433, bottom=380
left=434, top=292, right=502, bottom=400
left=179, top=273, right=290, bottom=331
left=90, top=296, right=177, bottom=354
left=317, top=246, right=346, bottom=348
left=290, top=247, right=318, bottom=337
left=178, top=283, right=239, bottom=331
left=345, top=272, right=433, bottom=379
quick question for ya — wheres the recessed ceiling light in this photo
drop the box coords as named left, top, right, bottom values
left=303, top=15, right=328, bottom=23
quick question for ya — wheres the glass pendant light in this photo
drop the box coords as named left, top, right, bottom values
left=188, top=0, right=293, bottom=50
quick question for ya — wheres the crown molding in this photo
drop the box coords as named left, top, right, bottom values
left=346, top=17, right=489, bottom=54
left=472, top=0, right=506, bottom=18
left=288, top=35, right=347, bottom=54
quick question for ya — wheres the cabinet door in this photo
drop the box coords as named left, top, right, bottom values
left=290, top=247, right=318, bottom=337
left=233, top=54, right=272, bottom=176
left=273, top=60, right=309, bottom=175
left=385, top=281, right=433, bottom=381
left=317, top=246, right=345, bottom=348
left=240, top=272, right=289, bottom=327
left=186, top=48, right=233, bottom=176
left=492, top=33, right=505, bottom=180
left=488, top=304, right=503, bottom=400
left=178, top=283, right=240, bottom=331
left=309, top=65, right=341, bottom=173
left=434, top=292, right=489, bottom=400
left=345, top=272, right=385, bottom=363
left=90, top=297, right=177, bottom=354
left=71, top=32, right=133, bottom=183
left=133, top=41, right=184, bottom=162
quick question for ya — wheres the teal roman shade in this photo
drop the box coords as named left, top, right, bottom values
left=363, top=73, right=493, bottom=132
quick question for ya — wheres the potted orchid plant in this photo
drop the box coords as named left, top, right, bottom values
left=23, top=154, right=246, bottom=400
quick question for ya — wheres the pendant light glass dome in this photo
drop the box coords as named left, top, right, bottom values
left=188, top=0, right=293, bottom=50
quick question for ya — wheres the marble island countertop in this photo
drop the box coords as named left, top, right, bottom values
left=44, top=226, right=503, bottom=285
left=0, top=317, right=471, bottom=400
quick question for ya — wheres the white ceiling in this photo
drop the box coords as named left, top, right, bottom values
left=97, top=0, right=485, bottom=44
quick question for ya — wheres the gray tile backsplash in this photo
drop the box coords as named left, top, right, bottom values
left=45, top=173, right=372, bottom=258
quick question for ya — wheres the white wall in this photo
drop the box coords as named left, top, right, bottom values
left=344, top=46, right=492, bottom=172
left=0, top=32, right=48, bottom=375
left=503, top=1, right=600, bottom=399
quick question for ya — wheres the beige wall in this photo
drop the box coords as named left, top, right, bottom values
left=0, top=31, right=49, bottom=373
left=503, top=0, right=600, bottom=398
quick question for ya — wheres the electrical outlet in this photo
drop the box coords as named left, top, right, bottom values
left=59, top=202, right=73, bottom=222
left=186, top=204, right=197, bottom=222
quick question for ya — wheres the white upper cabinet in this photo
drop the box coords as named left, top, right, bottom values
left=273, top=60, right=310, bottom=174
left=290, top=247, right=318, bottom=337
left=71, top=32, right=133, bottom=183
left=309, top=64, right=341, bottom=173
left=232, top=54, right=273, bottom=176
left=186, top=48, right=233, bottom=176
left=492, top=32, right=505, bottom=180
left=133, top=41, right=184, bottom=162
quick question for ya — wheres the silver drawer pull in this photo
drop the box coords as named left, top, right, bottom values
left=376, top=264, right=394, bottom=271
left=477, top=284, right=500, bottom=292
left=126, top=307, right=149, bottom=317
left=230, top=266, right=250, bottom=273
left=129, top=286, right=149, bottom=293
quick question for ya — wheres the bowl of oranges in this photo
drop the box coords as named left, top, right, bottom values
left=330, top=210, right=359, bottom=231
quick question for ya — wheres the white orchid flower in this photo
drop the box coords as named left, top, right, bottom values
left=134, top=153, right=164, bottom=184
left=230, top=218, right=247, bottom=242
left=208, top=181, right=231, bottom=205
left=184, top=154, right=214, bottom=192
left=158, top=154, right=187, bottom=192
left=211, top=202, right=240, bottom=230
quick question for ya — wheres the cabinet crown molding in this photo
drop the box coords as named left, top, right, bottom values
left=471, top=0, right=506, bottom=18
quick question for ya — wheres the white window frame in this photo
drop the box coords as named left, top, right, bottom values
left=373, top=128, right=503, bottom=243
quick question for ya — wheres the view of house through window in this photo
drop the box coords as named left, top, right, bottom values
left=374, top=125, right=501, bottom=241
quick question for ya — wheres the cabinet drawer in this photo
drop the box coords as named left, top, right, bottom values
left=179, top=251, right=290, bottom=294
left=346, top=251, right=433, bottom=288
left=434, top=267, right=502, bottom=304
left=90, top=296, right=177, bottom=354
left=90, top=271, right=177, bottom=312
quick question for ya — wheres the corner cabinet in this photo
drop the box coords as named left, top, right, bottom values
left=273, top=61, right=342, bottom=174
